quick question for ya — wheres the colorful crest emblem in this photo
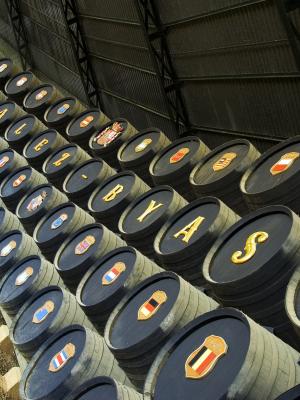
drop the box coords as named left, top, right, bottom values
left=35, top=90, right=48, bottom=101
left=0, top=156, right=9, bottom=168
left=0, top=63, right=8, bottom=73
left=57, top=103, right=70, bottom=115
left=137, top=290, right=167, bottom=321
left=75, top=235, right=96, bottom=255
left=135, top=138, right=153, bottom=153
left=102, top=262, right=126, bottom=285
left=32, top=300, right=55, bottom=324
left=12, top=174, right=26, bottom=188
left=270, top=152, right=300, bottom=176
left=94, top=122, right=124, bottom=147
left=16, top=76, right=28, bottom=87
left=185, top=335, right=228, bottom=379
left=48, top=343, right=76, bottom=373
left=51, top=213, right=68, bottom=230
left=80, top=115, right=94, bottom=128
left=15, top=266, right=34, bottom=286
left=169, top=147, right=190, bottom=164
left=26, top=191, right=47, bottom=212
left=213, top=152, right=237, bottom=172
left=0, top=240, right=17, bottom=257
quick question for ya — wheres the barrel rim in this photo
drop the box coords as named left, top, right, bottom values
left=43, top=96, right=78, bottom=124
left=16, top=182, right=53, bottom=219
left=65, top=108, right=102, bottom=137
left=42, top=143, right=78, bottom=175
left=4, top=70, right=34, bottom=95
left=23, top=83, right=56, bottom=110
left=23, top=128, right=59, bottom=159
left=285, top=267, right=300, bottom=330
left=64, top=376, right=119, bottom=400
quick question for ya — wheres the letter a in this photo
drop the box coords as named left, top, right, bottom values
left=174, top=216, right=205, bottom=243
left=102, top=184, right=124, bottom=202
left=137, top=200, right=163, bottom=222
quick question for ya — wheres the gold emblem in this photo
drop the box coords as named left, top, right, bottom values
left=135, top=138, right=152, bottom=153
left=35, top=90, right=48, bottom=101
left=231, top=231, right=269, bottom=264
left=0, top=63, right=8, bottom=73
left=34, top=138, right=49, bottom=152
left=13, top=174, right=26, bottom=187
left=75, top=235, right=96, bottom=255
left=102, top=184, right=124, bottom=202
left=270, top=152, right=300, bottom=176
left=174, top=216, right=205, bottom=243
left=16, top=76, right=28, bottom=87
left=213, top=152, right=237, bottom=171
left=170, top=147, right=190, bottom=164
left=48, top=343, right=76, bottom=372
left=14, top=123, right=27, bottom=136
left=52, top=152, right=71, bottom=167
left=32, top=300, right=55, bottom=324
left=81, top=174, right=88, bottom=179
left=137, top=291, right=167, bottom=321
left=80, top=115, right=94, bottom=128
left=185, top=335, right=228, bottom=379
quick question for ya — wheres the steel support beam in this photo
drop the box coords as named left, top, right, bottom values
left=135, top=0, right=191, bottom=135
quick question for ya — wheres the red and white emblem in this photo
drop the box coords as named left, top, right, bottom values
left=48, top=343, right=76, bottom=372
left=137, top=290, right=167, bottom=321
left=102, top=262, right=126, bottom=285
left=270, top=152, right=300, bottom=176
left=94, top=122, right=124, bottom=147
left=80, top=115, right=94, bottom=128
left=169, top=147, right=190, bottom=164
left=13, top=174, right=26, bottom=188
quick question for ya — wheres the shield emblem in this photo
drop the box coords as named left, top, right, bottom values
left=185, top=335, right=228, bottom=379
left=94, top=122, right=124, bottom=147
left=57, top=103, right=70, bottom=115
left=169, top=147, right=190, bottom=164
left=213, top=152, right=237, bottom=171
left=15, top=266, right=34, bottom=286
left=80, top=115, right=94, bottom=128
left=74, top=235, right=96, bottom=255
left=51, top=213, right=68, bottom=230
left=35, top=90, right=48, bottom=101
left=102, top=262, right=126, bottom=285
left=16, top=76, right=28, bottom=87
left=12, top=174, right=26, bottom=188
left=270, top=152, right=300, bottom=175
left=0, top=240, right=17, bottom=257
left=137, top=290, right=167, bottom=321
left=32, top=300, right=55, bottom=324
left=0, top=63, right=8, bottom=73
left=48, top=343, right=76, bottom=373
left=135, top=138, right=153, bottom=153
left=0, top=156, right=9, bottom=168
left=26, top=191, right=47, bottom=212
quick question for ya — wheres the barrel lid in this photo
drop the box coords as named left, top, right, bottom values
left=203, top=205, right=294, bottom=285
left=0, top=58, right=13, bottom=79
left=66, top=109, right=101, bottom=138
left=274, top=385, right=300, bottom=399
left=0, top=149, right=17, bottom=176
left=23, top=84, right=54, bottom=110
left=44, top=97, right=76, bottom=124
left=150, top=136, right=202, bottom=178
left=119, top=186, right=175, bottom=236
left=0, top=166, right=32, bottom=198
left=24, top=129, right=58, bottom=160
left=0, top=256, right=41, bottom=305
left=5, top=71, right=33, bottom=95
left=12, top=286, right=63, bottom=345
left=22, top=325, right=86, bottom=400
left=34, top=203, right=75, bottom=244
left=89, top=119, right=128, bottom=151
left=107, top=273, right=180, bottom=351
left=155, top=197, right=221, bottom=256
left=0, top=230, right=22, bottom=271
left=190, top=139, right=251, bottom=187
left=118, top=128, right=162, bottom=165
left=145, top=308, right=250, bottom=400
left=43, top=144, right=77, bottom=176
left=63, top=160, right=103, bottom=196
left=16, top=184, right=53, bottom=219
left=78, top=246, right=136, bottom=309
left=65, top=377, right=118, bottom=400
left=0, top=101, right=16, bottom=127
left=5, top=114, right=36, bottom=143
left=88, top=171, right=135, bottom=214
left=241, top=136, right=300, bottom=195
left=55, top=224, right=104, bottom=272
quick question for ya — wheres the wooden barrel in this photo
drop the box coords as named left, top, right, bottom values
left=118, top=185, right=187, bottom=259
left=66, top=376, right=142, bottom=400
left=190, top=139, right=260, bottom=215
left=89, top=118, right=137, bottom=169
left=0, top=228, right=41, bottom=278
left=10, top=285, right=94, bottom=360
left=23, top=129, right=68, bottom=171
left=66, top=109, right=110, bottom=151
left=19, top=324, right=131, bottom=400
left=5, top=114, right=47, bottom=154
left=0, top=148, right=27, bottom=184
left=4, top=71, right=41, bottom=106
left=275, top=385, right=300, bottom=400
left=203, top=205, right=300, bottom=349
left=54, top=223, right=126, bottom=293
left=76, top=246, right=162, bottom=334
left=44, top=97, right=86, bottom=136
left=105, top=271, right=218, bottom=390
left=63, top=159, right=115, bottom=208
left=0, top=205, right=23, bottom=235
left=144, top=308, right=300, bottom=400
left=88, top=171, right=150, bottom=232
left=149, top=136, right=210, bottom=201
left=241, top=136, right=300, bottom=213
left=117, top=128, right=171, bottom=186
left=42, top=144, right=91, bottom=190
left=0, top=166, right=47, bottom=212
left=33, top=202, right=95, bottom=262
left=23, top=83, right=62, bottom=120
left=0, top=100, right=27, bottom=131
left=285, top=267, right=300, bottom=346
left=0, top=58, right=20, bottom=90
left=154, top=197, right=240, bottom=286
left=0, top=255, right=62, bottom=317
left=16, top=184, right=68, bottom=235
